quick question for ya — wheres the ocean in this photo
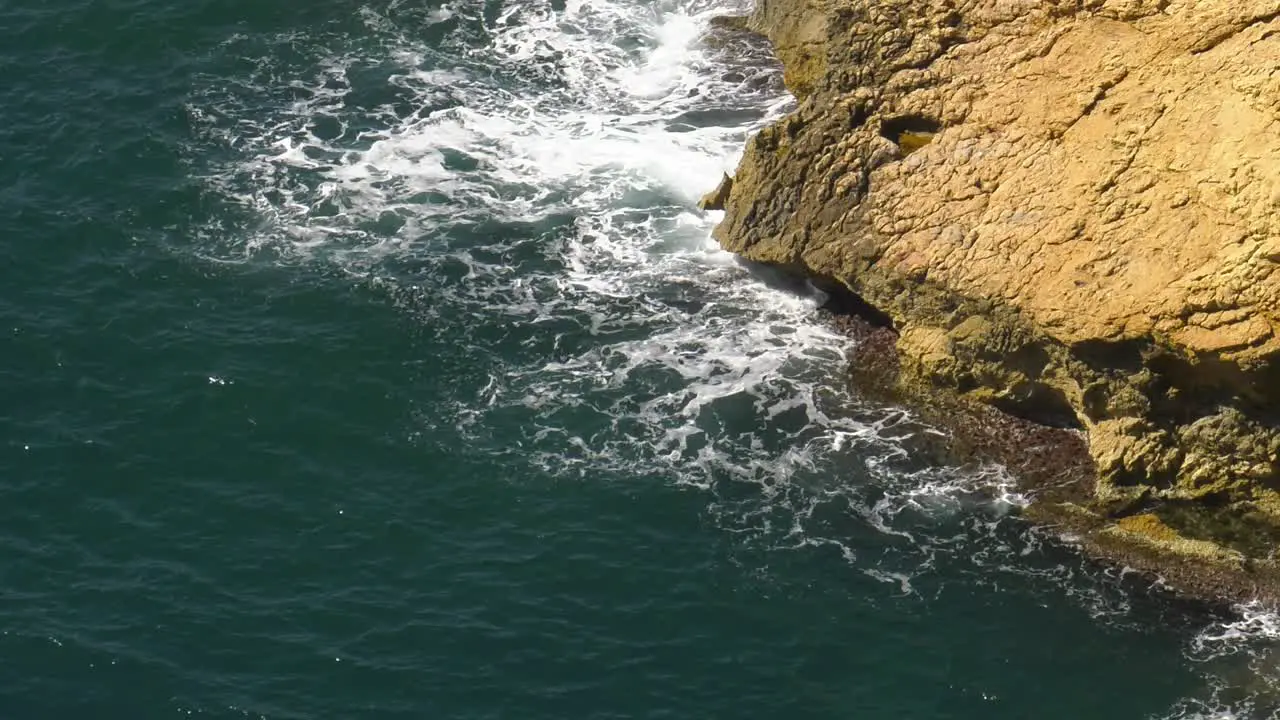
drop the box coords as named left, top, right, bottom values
left=2, top=0, right=1278, bottom=717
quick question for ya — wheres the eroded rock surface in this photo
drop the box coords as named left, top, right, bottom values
left=713, top=0, right=1280, bottom=592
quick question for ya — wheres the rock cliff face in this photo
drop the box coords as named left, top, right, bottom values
left=712, top=0, right=1280, bottom=596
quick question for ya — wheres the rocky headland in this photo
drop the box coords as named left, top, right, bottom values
left=707, top=0, right=1280, bottom=602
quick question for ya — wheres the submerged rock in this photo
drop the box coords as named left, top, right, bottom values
left=711, top=0, right=1280, bottom=600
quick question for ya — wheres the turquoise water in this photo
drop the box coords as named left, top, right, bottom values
left=3, top=1, right=1279, bottom=717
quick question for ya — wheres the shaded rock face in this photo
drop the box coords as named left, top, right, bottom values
left=714, top=0, right=1280, bottom=587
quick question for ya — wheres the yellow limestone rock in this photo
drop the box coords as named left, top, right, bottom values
left=712, top=0, right=1280, bottom=584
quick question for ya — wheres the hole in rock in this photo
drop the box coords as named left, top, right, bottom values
left=879, top=115, right=942, bottom=156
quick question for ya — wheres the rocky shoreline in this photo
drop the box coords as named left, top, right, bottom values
left=707, top=0, right=1280, bottom=604
left=824, top=308, right=1280, bottom=606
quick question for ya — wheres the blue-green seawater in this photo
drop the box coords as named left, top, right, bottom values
left=3, top=1, right=1280, bottom=717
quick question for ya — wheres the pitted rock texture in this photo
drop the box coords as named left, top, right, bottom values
left=714, top=0, right=1280, bottom=580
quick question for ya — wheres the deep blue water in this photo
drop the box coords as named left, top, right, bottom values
left=3, top=1, right=1279, bottom=718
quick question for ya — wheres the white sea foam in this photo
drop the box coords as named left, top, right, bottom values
left=188, top=0, right=1114, bottom=607
left=1193, top=603, right=1280, bottom=662
left=187, top=9, right=1280, bottom=710
left=1142, top=604, right=1280, bottom=719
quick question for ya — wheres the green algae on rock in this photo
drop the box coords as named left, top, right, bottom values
left=709, top=0, right=1280, bottom=601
